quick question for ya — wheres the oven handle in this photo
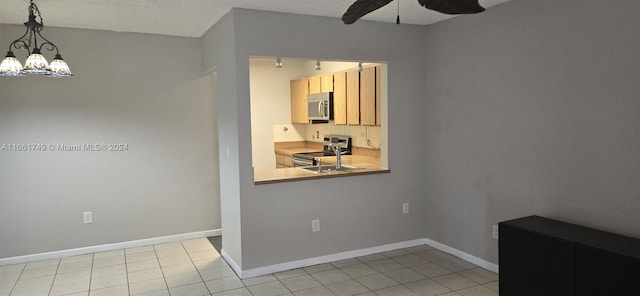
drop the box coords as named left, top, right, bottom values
left=318, top=101, right=323, bottom=118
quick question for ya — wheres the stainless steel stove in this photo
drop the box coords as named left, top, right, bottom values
left=291, top=135, right=352, bottom=167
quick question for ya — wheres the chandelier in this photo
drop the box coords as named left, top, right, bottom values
left=0, top=0, right=72, bottom=77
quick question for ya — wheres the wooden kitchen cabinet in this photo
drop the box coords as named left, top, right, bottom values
left=376, top=66, right=381, bottom=126
left=309, top=76, right=321, bottom=94
left=360, top=66, right=376, bottom=126
left=290, top=78, right=309, bottom=124
left=333, top=71, right=347, bottom=125
left=321, top=74, right=334, bottom=92
left=275, top=153, right=293, bottom=168
left=346, top=70, right=360, bottom=125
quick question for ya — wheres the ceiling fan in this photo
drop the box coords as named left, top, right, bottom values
left=342, top=0, right=485, bottom=24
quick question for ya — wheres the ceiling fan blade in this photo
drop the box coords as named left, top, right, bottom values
left=417, top=0, right=485, bottom=14
left=342, top=0, right=394, bottom=24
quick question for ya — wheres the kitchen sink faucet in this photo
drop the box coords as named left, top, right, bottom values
left=329, top=143, right=343, bottom=170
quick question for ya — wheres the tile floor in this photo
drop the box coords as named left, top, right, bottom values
left=0, top=239, right=499, bottom=296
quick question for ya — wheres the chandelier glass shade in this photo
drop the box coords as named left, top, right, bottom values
left=0, top=0, right=72, bottom=77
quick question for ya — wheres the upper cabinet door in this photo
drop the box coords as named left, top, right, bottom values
left=290, top=78, right=309, bottom=124
left=309, top=76, right=321, bottom=94
left=333, top=72, right=347, bottom=125
left=346, top=70, right=360, bottom=125
left=360, top=67, right=376, bottom=126
left=321, top=74, right=334, bottom=93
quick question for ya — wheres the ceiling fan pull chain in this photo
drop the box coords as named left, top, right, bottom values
left=396, top=0, right=400, bottom=24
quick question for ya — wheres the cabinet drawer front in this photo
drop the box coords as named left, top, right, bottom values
left=576, top=245, right=640, bottom=296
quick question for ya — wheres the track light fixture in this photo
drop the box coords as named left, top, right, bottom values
left=315, top=60, right=321, bottom=71
left=275, top=58, right=283, bottom=69
left=0, top=0, right=72, bottom=77
left=358, top=62, right=364, bottom=72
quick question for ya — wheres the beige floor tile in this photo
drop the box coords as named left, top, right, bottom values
left=382, top=249, right=411, bottom=258
left=19, top=264, right=58, bottom=279
left=137, top=289, right=171, bottom=296
left=212, top=287, right=252, bottom=296
left=158, top=254, right=192, bottom=267
left=310, top=269, right=351, bottom=285
left=403, top=279, right=451, bottom=296
left=93, top=256, right=126, bottom=269
left=61, top=254, right=94, bottom=264
left=193, top=258, right=227, bottom=271
left=436, top=259, right=476, bottom=273
left=292, top=286, right=334, bottom=296
left=384, top=268, right=426, bottom=284
left=129, top=278, right=167, bottom=295
left=432, top=274, right=477, bottom=291
left=154, top=242, right=184, bottom=251
left=25, top=258, right=60, bottom=269
left=436, top=293, right=462, bottom=296
left=205, top=276, right=244, bottom=294
left=410, top=263, right=452, bottom=278
left=63, top=292, right=90, bottom=296
left=128, top=268, right=164, bottom=283
left=93, top=250, right=125, bottom=260
left=126, top=251, right=158, bottom=264
left=483, top=281, right=498, bottom=292
left=274, top=269, right=307, bottom=280
left=391, top=254, right=430, bottom=268
left=189, top=250, right=220, bottom=262
left=324, top=279, right=370, bottom=296
left=241, top=274, right=277, bottom=286
left=162, top=263, right=198, bottom=276
left=50, top=274, right=91, bottom=296
left=0, top=270, right=22, bottom=283
left=457, top=285, right=498, bottom=296
left=0, top=264, right=25, bottom=273
left=355, top=273, right=398, bottom=291
left=127, top=260, right=160, bottom=273
left=366, top=259, right=404, bottom=273
left=280, top=275, right=322, bottom=292
left=356, top=254, right=387, bottom=263
left=11, top=275, right=55, bottom=296
left=155, top=248, right=187, bottom=259
left=303, top=263, right=335, bottom=274
left=165, top=271, right=204, bottom=288
left=330, top=258, right=361, bottom=268
left=92, top=264, right=127, bottom=279
left=90, top=273, right=128, bottom=290
left=247, top=281, right=290, bottom=296
left=90, top=284, right=129, bottom=296
left=54, top=270, right=91, bottom=282
left=0, top=281, right=15, bottom=296
left=200, top=266, right=237, bottom=282
left=58, top=261, right=93, bottom=274
left=126, top=246, right=155, bottom=255
left=169, top=282, right=211, bottom=296
left=457, top=269, right=497, bottom=285
left=374, top=285, right=417, bottom=296
left=413, top=250, right=452, bottom=263
left=339, top=263, right=378, bottom=279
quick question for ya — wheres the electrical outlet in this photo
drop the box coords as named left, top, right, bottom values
left=492, top=225, right=499, bottom=239
left=312, top=219, right=320, bottom=232
left=403, top=203, right=409, bottom=214
left=83, top=212, right=93, bottom=224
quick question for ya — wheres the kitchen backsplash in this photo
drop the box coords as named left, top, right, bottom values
left=293, top=123, right=381, bottom=149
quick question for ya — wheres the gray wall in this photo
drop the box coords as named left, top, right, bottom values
left=208, top=9, right=429, bottom=270
left=422, top=0, right=640, bottom=263
left=0, top=25, right=220, bottom=258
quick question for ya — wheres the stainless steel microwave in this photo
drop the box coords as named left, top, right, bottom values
left=307, top=92, right=333, bottom=121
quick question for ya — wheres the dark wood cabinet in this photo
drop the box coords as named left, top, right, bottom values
left=499, top=216, right=640, bottom=296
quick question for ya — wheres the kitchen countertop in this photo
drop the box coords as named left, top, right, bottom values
left=254, top=155, right=389, bottom=185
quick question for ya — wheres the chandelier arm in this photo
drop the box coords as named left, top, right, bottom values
left=8, top=28, right=32, bottom=52
left=36, top=31, right=59, bottom=54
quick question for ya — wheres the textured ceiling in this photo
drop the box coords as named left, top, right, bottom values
left=0, top=0, right=511, bottom=38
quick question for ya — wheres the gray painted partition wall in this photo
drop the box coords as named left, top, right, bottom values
left=422, top=0, right=640, bottom=263
left=202, top=9, right=429, bottom=270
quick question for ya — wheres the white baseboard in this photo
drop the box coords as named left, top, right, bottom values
left=424, top=238, right=499, bottom=273
left=229, top=239, right=428, bottom=279
left=0, top=229, right=222, bottom=266
left=223, top=237, right=498, bottom=279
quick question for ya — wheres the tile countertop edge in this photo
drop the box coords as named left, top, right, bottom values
left=254, top=168, right=390, bottom=185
